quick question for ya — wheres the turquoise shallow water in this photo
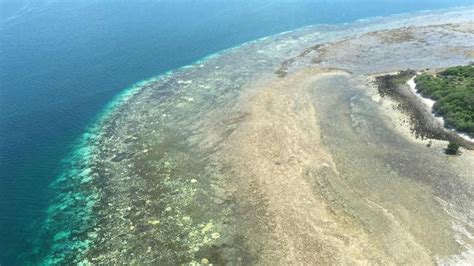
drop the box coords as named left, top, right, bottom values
left=30, top=82, right=145, bottom=263
left=2, top=1, right=474, bottom=264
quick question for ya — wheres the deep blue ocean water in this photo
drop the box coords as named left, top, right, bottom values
left=1, top=0, right=473, bottom=264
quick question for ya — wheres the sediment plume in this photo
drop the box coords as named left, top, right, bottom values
left=38, top=9, right=474, bottom=264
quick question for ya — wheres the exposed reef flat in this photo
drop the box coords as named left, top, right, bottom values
left=374, top=70, right=474, bottom=149
left=40, top=8, right=474, bottom=264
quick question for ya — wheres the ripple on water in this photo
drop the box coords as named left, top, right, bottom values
left=36, top=8, right=474, bottom=264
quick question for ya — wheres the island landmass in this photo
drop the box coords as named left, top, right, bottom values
left=36, top=9, right=474, bottom=265
left=415, top=65, right=474, bottom=138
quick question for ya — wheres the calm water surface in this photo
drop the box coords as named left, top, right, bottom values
left=1, top=0, right=473, bottom=264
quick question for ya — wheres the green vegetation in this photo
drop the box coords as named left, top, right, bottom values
left=445, top=142, right=460, bottom=155
left=415, top=65, right=474, bottom=137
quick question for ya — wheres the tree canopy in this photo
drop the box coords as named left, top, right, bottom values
left=415, top=65, right=474, bottom=137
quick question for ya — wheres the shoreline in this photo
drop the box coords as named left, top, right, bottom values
left=34, top=8, right=474, bottom=264
left=375, top=70, right=474, bottom=150
left=407, top=74, right=474, bottom=143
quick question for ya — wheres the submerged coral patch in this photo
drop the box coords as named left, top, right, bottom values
left=36, top=9, right=474, bottom=265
